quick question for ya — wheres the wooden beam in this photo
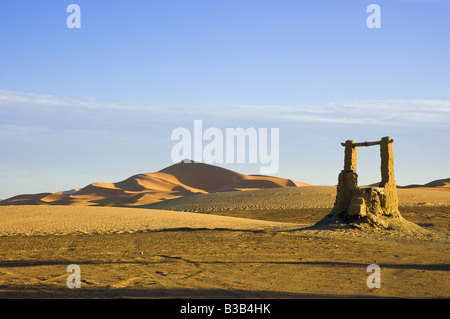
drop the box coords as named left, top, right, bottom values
left=341, top=139, right=393, bottom=147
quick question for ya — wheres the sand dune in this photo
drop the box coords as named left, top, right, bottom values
left=0, top=161, right=310, bottom=207
left=0, top=205, right=297, bottom=237
left=400, top=177, right=450, bottom=191
left=0, top=193, right=52, bottom=205
left=158, top=161, right=246, bottom=191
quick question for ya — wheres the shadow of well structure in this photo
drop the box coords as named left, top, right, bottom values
left=325, top=136, right=402, bottom=225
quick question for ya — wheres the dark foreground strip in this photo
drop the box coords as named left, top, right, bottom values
left=0, top=298, right=445, bottom=318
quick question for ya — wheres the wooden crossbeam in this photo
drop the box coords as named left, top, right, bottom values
left=341, top=138, right=393, bottom=147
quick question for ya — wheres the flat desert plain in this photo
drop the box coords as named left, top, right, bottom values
left=0, top=186, right=448, bottom=298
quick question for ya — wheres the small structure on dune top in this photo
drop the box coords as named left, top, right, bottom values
left=316, top=136, right=407, bottom=230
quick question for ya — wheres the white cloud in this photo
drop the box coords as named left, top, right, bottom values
left=328, top=99, right=450, bottom=125
left=1, top=90, right=449, bottom=128
left=0, top=89, right=134, bottom=110
left=209, top=99, right=450, bottom=127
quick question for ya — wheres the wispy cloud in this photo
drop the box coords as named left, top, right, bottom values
left=0, top=90, right=135, bottom=110
left=208, top=99, right=450, bottom=127
left=311, top=99, right=450, bottom=126
left=1, top=90, right=449, bottom=129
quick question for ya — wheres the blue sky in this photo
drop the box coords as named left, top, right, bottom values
left=0, top=0, right=449, bottom=199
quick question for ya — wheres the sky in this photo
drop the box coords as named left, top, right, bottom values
left=0, top=0, right=449, bottom=199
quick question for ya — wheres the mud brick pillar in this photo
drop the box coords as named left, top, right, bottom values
left=379, top=136, right=400, bottom=216
left=380, top=136, right=395, bottom=187
left=343, top=140, right=357, bottom=172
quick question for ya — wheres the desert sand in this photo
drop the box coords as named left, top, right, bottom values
left=145, top=185, right=450, bottom=212
left=0, top=163, right=448, bottom=299
left=0, top=205, right=297, bottom=237
left=0, top=187, right=449, bottom=298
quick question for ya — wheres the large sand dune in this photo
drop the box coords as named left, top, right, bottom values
left=0, top=161, right=311, bottom=207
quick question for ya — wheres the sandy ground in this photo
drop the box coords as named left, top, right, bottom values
left=0, top=186, right=449, bottom=299
left=146, top=186, right=450, bottom=211
left=1, top=226, right=448, bottom=299
left=0, top=206, right=296, bottom=237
